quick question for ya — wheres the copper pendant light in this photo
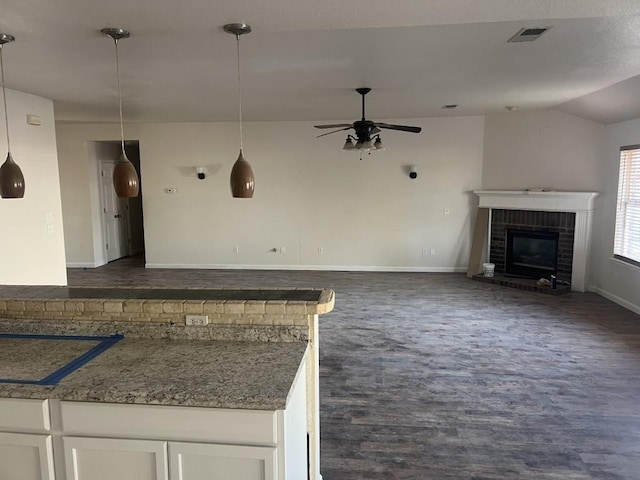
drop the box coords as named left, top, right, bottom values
left=230, top=149, right=254, bottom=197
left=0, top=33, right=25, bottom=199
left=102, top=28, right=139, bottom=198
left=225, top=23, right=254, bottom=199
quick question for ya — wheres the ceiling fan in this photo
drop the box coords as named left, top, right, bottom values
left=314, top=88, right=422, bottom=152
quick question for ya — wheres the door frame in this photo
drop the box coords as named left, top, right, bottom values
left=85, top=140, right=144, bottom=268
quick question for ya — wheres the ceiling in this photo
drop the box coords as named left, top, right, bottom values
left=2, top=0, right=640, bottom=124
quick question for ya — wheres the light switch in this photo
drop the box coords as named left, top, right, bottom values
left=26, top=114, right=41, bottom=126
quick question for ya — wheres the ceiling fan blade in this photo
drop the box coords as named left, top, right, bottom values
left=314, top=124, right=353, bottom=129
left=376, top=123, right=422, bottom=133
left=316, top=127, right=352, bottom=138
left=370, top=126, right=381, bottom=134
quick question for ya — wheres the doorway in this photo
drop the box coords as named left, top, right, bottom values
left=100, top=159, right=128, bottom=261
left=95, top=141, right=145, bottom=264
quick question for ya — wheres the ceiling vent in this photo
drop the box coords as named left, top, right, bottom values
left=508, top=27, right=551, bottom=43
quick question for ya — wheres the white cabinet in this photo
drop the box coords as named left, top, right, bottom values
left=169, top=442, right=276, bottom=480
left=0, top=358, right=308, bottom=480
left=0, top=398, right=54, bottom=480
left=0, top=398, right=51, bottom=432
left=63, top=437, right=168, bottom=480
left=57, top=356, right=308, bottom=480
left=61, top=438, right=277, bottom=480
left=0, top=432, right=55, bottom=480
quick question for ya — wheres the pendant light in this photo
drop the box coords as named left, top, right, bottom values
left=101, top=28, right=139, bottom=198
left=225, top=23, right=255, bottom=199
left=0, top=33, right=25, bottom=199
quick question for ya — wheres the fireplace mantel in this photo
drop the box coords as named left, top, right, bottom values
left=473, top=190, right=599, bottom=292
left=474, top=190, right=598, bottom=212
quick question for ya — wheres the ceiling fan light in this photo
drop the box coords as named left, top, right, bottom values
left=343, top=137, right=356, bottom=151
left=113, top=150, right=139, bottom=198
left=374, top=137, right=385, bottom=151
left=230, top=150, right=254, bottom=198
left=360, top=139, right=374, bottom=150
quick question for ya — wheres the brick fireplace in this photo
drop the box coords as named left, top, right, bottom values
left=474, top=190, right=598, bottom=292
left=490, top=209, right=575, bottom=283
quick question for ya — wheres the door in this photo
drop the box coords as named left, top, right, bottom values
left=169, top=442, right=276, bottom=480
left=64, top=436, right=168, bottom=480
left=0, top=432, right=55, bottom=480
left=100, top=160, right=130, bottom=262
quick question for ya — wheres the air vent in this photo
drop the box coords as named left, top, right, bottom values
left=508, top=27, right=551, bottom=43
left=441, top=104, right=458, bottom=110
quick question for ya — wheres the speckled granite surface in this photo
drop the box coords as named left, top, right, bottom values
left=0, top=337, right=100, bottom=380
left=0, top=318, right=308, bottom=342
left=0, top=337, right=308, bottom=410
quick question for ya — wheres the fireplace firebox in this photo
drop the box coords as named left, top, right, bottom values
left=505, top=229, right=559, bottom=280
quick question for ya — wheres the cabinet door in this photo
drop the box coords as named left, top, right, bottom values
left=0, top=432, right=55, bottom=480
left=64, top=436, right=168, bottom=480
left=169, top=442, right=276, bottom=480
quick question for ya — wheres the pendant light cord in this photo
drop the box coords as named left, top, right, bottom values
left=236, top=34, right=243, bottom=152
left=0, top=45, right=10, bottom=153
left=113, top=38, right=126, bottom=154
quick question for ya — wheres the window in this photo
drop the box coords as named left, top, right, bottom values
left=614, top=146, right=640, bottom=267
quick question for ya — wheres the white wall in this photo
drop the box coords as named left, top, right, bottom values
left=56, top=116, right=484, bottom=271
left=56, top=133, right=112, bottom=267
left=590, top=118, right=640, bottom=314
left=482, top=109, right=605, bottom=190
left=0, top=89, right=66, bottom=285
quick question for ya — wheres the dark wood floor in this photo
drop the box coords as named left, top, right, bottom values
left=67, top=257, right=640, bottom=480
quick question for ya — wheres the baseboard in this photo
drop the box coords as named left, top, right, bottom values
left=145, top=263, right=467, bottom=273
left=588, top=285, right=640, bottom=315
left=66, top=262, right=100, bottom=269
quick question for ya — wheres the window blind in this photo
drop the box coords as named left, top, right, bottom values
left=614, top=146, right=640, bottom=266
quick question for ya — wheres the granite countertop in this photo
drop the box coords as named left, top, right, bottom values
left=0, top=337, right=308, bottom=410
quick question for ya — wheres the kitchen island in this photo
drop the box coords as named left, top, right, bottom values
left=0, top=287, right=335, bottom=480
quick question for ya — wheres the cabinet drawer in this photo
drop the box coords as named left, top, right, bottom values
left=0, top=398, right=50, bottom=432
left=61, top=402, right=278, bottom=445
left=64, top=436, right=168, bottom=480
left=170, top=441, right=276, bottom=480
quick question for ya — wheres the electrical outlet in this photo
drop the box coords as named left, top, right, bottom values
left=422, top=248, right=428, bottom=255
left=318, top=247, right=324, bottom=255
left=233, top=246, right=240, bottom=254
left=280, top=246, right=286, bottom=254
left=443, top=208, right=450, bottom=215
left=430, top=248, right=436, bottom=255
left=185, top=315, right=209, bottom=326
